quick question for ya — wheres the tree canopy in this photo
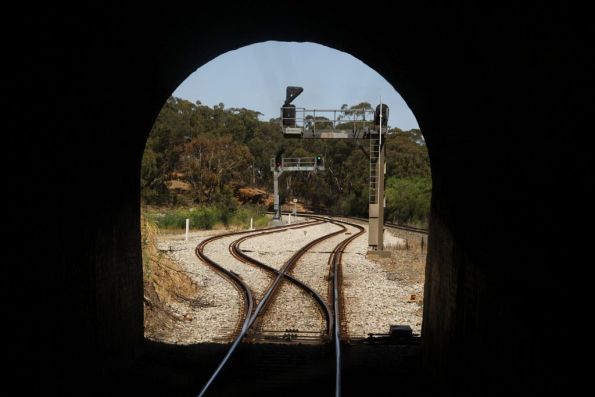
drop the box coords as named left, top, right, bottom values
left=141, top=97, right=431, bottom=226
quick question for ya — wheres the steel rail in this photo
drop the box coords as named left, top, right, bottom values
left=308, top=215, right=365, bottom=397
left=197, top=220, right=339, bottom=396
left=195, top=220, right=320, bottom=336
left=266, top=210, right=428, bottom=234
left=230, top=222, right=346, bottom=339
left=197, top=216, right=367, bottom=397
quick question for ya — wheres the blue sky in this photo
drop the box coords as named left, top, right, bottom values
left=173, top=41, right=420, bottom=130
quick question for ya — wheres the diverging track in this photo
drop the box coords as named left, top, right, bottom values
left=196, top=216, right=364, bottom=396
left=195, top=219, right=323, bottom=338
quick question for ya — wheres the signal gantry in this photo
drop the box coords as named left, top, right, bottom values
left=279, top=86, right=389, bottom=252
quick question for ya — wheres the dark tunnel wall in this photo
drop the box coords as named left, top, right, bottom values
left=6, top=5, right=590, bottom=395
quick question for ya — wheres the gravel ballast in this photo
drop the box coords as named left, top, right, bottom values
left=342, top=224, right=424, bottom=336
left=149, top=219, right=425, bottom=344
left=150, top=230, right=241, bottom=344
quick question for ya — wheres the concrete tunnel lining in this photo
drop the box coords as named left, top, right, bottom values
left=7, top=5, right=587, bottom=395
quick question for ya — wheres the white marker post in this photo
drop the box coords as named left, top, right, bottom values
left=250, top=217, right=254, bottom=230
left=185, top=218, right=189, bottom=241
left=288, top=213, right=292, bottom=224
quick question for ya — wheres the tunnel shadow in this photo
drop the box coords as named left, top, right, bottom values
left=96, top=340, right=436, bottom=396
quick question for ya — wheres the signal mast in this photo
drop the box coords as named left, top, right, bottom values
left=270, top=155, right=324, bottom=223
left=280, top=86, right=389, bottom=252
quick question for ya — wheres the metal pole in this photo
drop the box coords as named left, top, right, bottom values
left=378, top=97, right=384, bottom=250
left=273, top=170, right=281, bottom=220
left=377, top=140, right=385, bottom=251
left=379, top=96, right=382, bottom=147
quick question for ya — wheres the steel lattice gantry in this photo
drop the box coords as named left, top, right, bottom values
left=279, top=86, right=389, bottom=251
left=270, top=157, right=325, bottom=221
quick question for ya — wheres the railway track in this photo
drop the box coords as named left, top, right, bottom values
left=329, top=215, right=427, bottom=235
left=229, top=224, right=343, bottom=342
left=322, top=217, right=365, bottom=396
left=266, top=210, right=428, bottom=234
left=196, top=216, right=364, bottom=396
left=195, top=219, right=322, bottom=338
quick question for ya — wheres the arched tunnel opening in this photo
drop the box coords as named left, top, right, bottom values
left=139, top=41, right=431, bottom=395
left=9, top=6, right=587, bottom=396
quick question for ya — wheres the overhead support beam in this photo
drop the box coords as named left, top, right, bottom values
left=271, top=156, right=324, bottom=222
left=279, top=88, right=390, bottom=252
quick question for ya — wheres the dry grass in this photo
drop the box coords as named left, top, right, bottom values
left=141, top=214, right=199, bottom=338
left=386, top=251, right=426, bottom=284
left=369, top=230, right=427, bottom=311
left=382, top=230, right=427, bottom=282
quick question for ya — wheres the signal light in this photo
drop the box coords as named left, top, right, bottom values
left=282, top=104, right=296, bottom=127
left=284, top=86, right=303, bottom=105
left=281, top=86, right=303, bottom=128
left=374, top=104, right=389, bottom=127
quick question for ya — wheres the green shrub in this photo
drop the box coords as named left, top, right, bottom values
left=385, top=176, right=431, bottom=227
left=189, top=206, right=222, bottom=229
left=146, top=204, right=268, bottom=231
left=156, top=209, right=189, bottom=229
left=229, top=205, right=267, bottom=228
